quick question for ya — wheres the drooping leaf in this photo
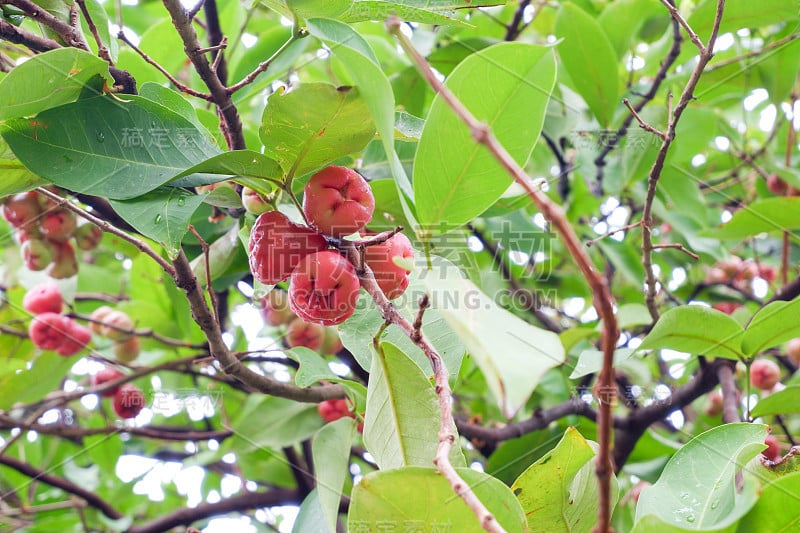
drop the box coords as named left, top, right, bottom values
left=348, top=466, right=527, bottom=532
left=0, top=48, right=110, bottom=120
left=170, top=150, right=284, bottom=187
left=634, top=423, right=768, bottom=531
left=741, top=298, right=800, bottom=355
left=312, top=417, right=357, bottom=533
left=288, top=347, right=339, bottom=387
left=109, top=188, right=208, bottom=258
left=414, top=42, right=556, bottom=231
left=420, top=256, right=565, bottom=417
left=638, top=305, right=745, bottom=360
left=259, top=83, right=376, bottom=179
left=363, top=342, right=465, bottom=469
left=511, top=427, right=618, bottom=532
left=1, top=96, right=221, bottom=200
left=555, top=3, right=619, bottom=127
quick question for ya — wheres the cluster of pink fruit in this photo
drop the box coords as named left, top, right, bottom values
left=1, top=190, right=102, bottom=278
left=248, top=165, right=414, bottom=326
left=705, top=257, right=776, bottom=290
left=317, top=398, right=363, bottom=433
left=25, top=283, right=91, bottom=356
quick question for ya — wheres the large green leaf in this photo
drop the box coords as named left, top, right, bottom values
left=598, top=0, right=664, bottom=58
left=0, top=48, right=110, bottom=121
left=231, top=395, right=324, bottom=451
left=170, top=150, right=284, bottom=187
left=363, top=342, right=465, bottom=470
left=707, top=198, right=800, bottom=239
left=555, top=3, right=619, bottom=127
left=0, top=158, right=46, bottom=195
left=511, top=427, right=618, bottom=533
left=638, top=305, right=745, bottom=360
left=312, top=417, right=357, bottom=533
left=0, top=96, right=221, bottom=200
left=420, top=256, right=565, bottom=417
left=414, top=42, right=556, bottom=231
left=348, top=466, right=527, bottom=532
left=109, top=188, right=208, bottom=258
left=741, top=298, right=800, bottom=355
left=259, top=83, right=376, bottom=179
left=750, top=385, right=800, bottom=419
left=688, top=0, right=799, bottom=44
left=634, top=423, right=767, bottom=531
left=737, top=472, right=800, bottom=532
left=306, top=18, right=415, bottom=217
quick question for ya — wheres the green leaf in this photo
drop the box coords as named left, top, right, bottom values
left=420, top=256, right=565, bottom=417
left=0, top=158, right=46, bottom=195
left=0, top=96, right=221, bottom=200
left=634, top=423, right=768, bottom=531
left=737, top=472, right=800, bottom=532
left=511, top=427, right=618, bottom=532
left=170, top=150, right=283, bottom=187
left=0, top=48, right=110, bottom=120
left=707, top=198, right=800, bottom=239
left=688, top=0, right=799, bottom=44
left=597, top=0, right=664, bottom=58
left=750, top=385, right=800, bottom=419
left=293, top=490, right=327, bottom=533
left=287, top=0, right=353, bottom=19
left=138, top=82, right=208, bottom=134
left=259, top=83, right=376, bottom=179
left=189, top=224, right=243, bottom=284
left=109, top=188, right=208, bottom=258
left=306, top=18, right=415, bottom=218
left=231, top=395, right=323, bottom=450
left=638, top=305, right=745, bottom=360
left=570, top=348, right=635, bottom=379
left=741, top=298, right=800, bottom=355
left=414, top=42, right=556, bottom=231
left=312, top=417, right=357, bottom=533
left=555, top=3, right=619, bottom=126
left=288, top=347, right=338, bottom=387
left=0, top=352, right=75, bottom=410
left=348, top=466, right=527, bottom=532
left=363, top=342, right=465, bottom=469
left=341, top=1, right=463, bottom=25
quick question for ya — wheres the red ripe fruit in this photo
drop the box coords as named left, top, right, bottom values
left=113, top=383, right=145, bottom=419
left=303, top=166, right=375, bottom=237
left=766, top=174, right=789, bottom=196
left=762, top=435, right=781, bottom=461
left=21, top=239, right=54, bottom=271
left=289, top=250, right=360, bottom=326
left=23, top=283, right=63, bottom=314
left=1, top=192, right=42, bottom=228
left=92, top=368, right=125, bottom=397
left=39, top=209, right=77, bottom=242
left=750, top=359, right=781, bottom=391
left=260, top=290, right=295, bottom=326
left=28, top=312, right=71, bottom=350
left=365, top=232, right=414, bottom=300
left=248, top=211, right=328, bottom=285
left=46, top=241, right=78, bottom=279
left=285, top=318, right=326, bottom=351
left=317, top=399, right=352, bottom=423
left=56, top=319, right=92, bottom=356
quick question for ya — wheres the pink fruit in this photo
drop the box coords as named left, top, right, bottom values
left=241, top=187, right=271, bottom=215
left=56, top=320, right=91, bottom=356
left=787, top=338, right=800, bottom=365
left=92, top=367, right=125, bottom=397
left=321, top=326, right=343, bottom=355
left=46, top=241, right=78, bottom=279
left=285, top=318, right=326, bottom=351
left=74, top=223, right=103, bottom=251
left=260, top=290, right=295, bottom=326
left=28, top=312, right=71, bottom=350
left=22, top=283, right=63, bottom=315
left=39, top=209, right=77, bottom=242
left=303, top=166, right=374, bottom=237
left=364, top=232, right=414, bottom=300
left=762, top=435, right=781, bottom=461
left=289, top=250, right=360, bottom=326
left=21, top=239, right=54, bottom=271
left=248, top=211, right=328, bottom=285
left=100, top=310, right=135, bottom=341
left=1, top=192, right=42, bottom=228
left=113, top=336, right=141, bottom=363
left=317, top=399, right=352, bottom=423
left=750, top=359, right=781, bottom=391
left=712, top=302, right=741, bottom=315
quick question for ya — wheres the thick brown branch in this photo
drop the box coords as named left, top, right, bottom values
left=8, top=0, right=89, bottom=49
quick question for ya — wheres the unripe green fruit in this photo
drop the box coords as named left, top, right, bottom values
left=75, top=223, right=103, bottom=251
left=241, top=187, right=271, bottom=215
left=101, top=310, right=135, bottom=341
left=46, top=241, right=78, bottom=279
left=113, top=336, right=141, bottom=363
left=89, top=306, right=115, bottom=335
left=21, top=239, right=54, bottom=271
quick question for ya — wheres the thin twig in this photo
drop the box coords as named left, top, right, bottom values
left=117, top=30, right=213, bottom=101
left=388, top=17, right=620, bottom=532
left=622, top=98, right=666, bottom=140
left=76, top=0, right=112, bottom=63
left=652, top=243, right=700, bottom=260
left=226, top=30, right=303, bottom=94
left=188, top=225, right=219, bottom=324
left=7, top=0, right=89, bottom=49
left=658, top=0, right=705, bottom=51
